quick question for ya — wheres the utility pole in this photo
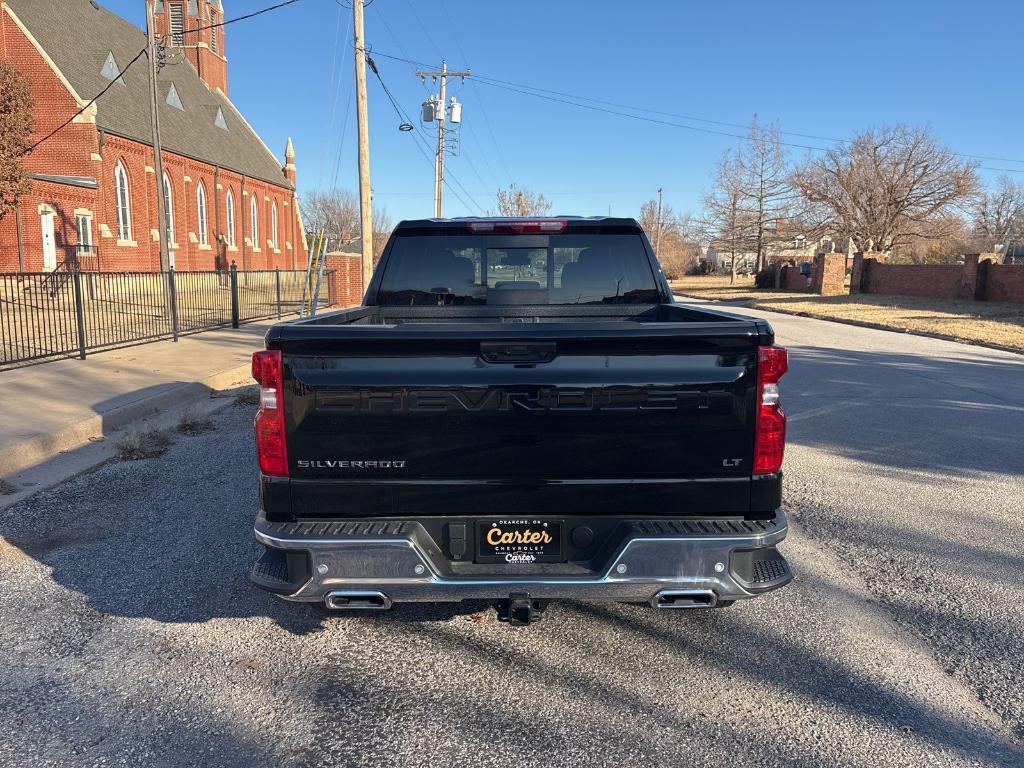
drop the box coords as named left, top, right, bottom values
left=655, top=187, right=664, bottom=258
left=416, top=61, right=471, bottom=217
left=145, top=0, right=170, bottom=271
left=353, top=0, right=374, bottom=291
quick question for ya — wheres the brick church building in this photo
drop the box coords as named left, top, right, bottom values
left=0, top=0, right=307, bottom=273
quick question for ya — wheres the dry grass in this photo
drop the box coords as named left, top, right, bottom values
left=672, top=277, right=1024, bottom=353
left=177, top=410, right=215, bottom=436
left=672, top=275, right=757, bottom=291
left=234, top=387, right=260, bottom=407
left=116, top=429, right=172, bottom=461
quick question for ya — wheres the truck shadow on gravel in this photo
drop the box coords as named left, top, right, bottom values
left=565, top=601, right=1023, bottom=764
left=0, top=404, right=493, bottom=634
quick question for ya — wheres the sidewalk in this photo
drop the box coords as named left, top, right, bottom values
left=0, top=322, right=274, bottom=501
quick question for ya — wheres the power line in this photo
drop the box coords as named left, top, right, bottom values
left=474, top=78, right=835, bottom=153
left=365, top=55, right=483, bottom=214
left=330, top=75, right=355, bottom=190
left=318, top=0, right=347, bottom=189
left=365, top=49, right=1024, bottom=171
left=27, top=0, right=306, bottom=155
left=27, top=47, right=149, bottom=154
left=435, top=0, right=512, bottom=185
left=187, top=0, right=305, bottom=34
left=462, top=122, right=503, bottom=189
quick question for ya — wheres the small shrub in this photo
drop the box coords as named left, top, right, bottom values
left=178, top=410, right=215, bottom=436
left=117, top=430, right=172, bottom=461
left=754, top=267, right=777, bottom=289
left=0, top=478, right=16, bottom=496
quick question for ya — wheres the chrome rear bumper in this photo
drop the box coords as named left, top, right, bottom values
left=251, top=510, right=791, bottom=607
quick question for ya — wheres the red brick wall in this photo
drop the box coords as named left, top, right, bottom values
left=0, top=3, right=100, bottom=270
left=324, top=254, right=364, bottom=308
left=984, top=264, right=1024, bottom=302
left=779, top=264, right=810, bottom=291
left=863, top=262, right=966, bottom=300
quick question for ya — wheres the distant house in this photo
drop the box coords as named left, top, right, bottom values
left=0, top=0, right=307, bottom=272
left=1000, top=243, right=1024, bottom=265
left=704, top=233, right=822, bottom=273
left=703, top=246, right=758, bottom=273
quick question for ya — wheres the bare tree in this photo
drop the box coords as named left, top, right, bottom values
left=302, top=189, right=360, bottom=246
left=972, top=176, right=1024, bottom=250
left=371, top=207, right=393, bottom=265
left=737, top=119, right=792, bottom=271
left=792, top=125, right=978, bottom=253
left=704, top=149, right=756, bottom=283
left=302, top=188, right=392, bottom=264
left=496, top=183, right=551, bottom=217
left=0, top=61, right=35, bottom=221
left=639, top=200, right=701, bottom=278
left=895, top=214, right=971, bottom=264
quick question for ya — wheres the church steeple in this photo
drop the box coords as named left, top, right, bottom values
left=284, top=138, right=296, bottom=185
left=153, top=0, right=228, bottom=94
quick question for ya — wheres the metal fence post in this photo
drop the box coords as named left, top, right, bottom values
left=168, top=266, right=180, bottom=342
left=275, top=268, right=282, bottom=319
left=230, top=261, right=240, bottom=328
left=72, top=268, right=87, bottom=360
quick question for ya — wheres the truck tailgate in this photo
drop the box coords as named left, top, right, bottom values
left=276, top=324, right=763, bottom=518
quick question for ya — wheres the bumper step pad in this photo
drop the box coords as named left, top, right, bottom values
left=730, top=546, right=792, bottom=592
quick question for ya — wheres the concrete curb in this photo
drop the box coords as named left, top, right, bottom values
left=0, top=362, right=253, bottom=479
left=675, top=293, right=1024, bottom=357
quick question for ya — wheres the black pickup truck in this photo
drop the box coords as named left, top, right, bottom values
left=249, top=217, right=791, bottom=624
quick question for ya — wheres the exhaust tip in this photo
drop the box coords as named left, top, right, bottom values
left=324, top=591, right=393, bottom=610
left=652, top=589, right=717, bottom=609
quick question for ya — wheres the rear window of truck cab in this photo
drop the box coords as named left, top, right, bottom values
left=376, top=233, right=660, bottom=305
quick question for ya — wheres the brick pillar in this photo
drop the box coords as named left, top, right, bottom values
left=850, top=253, right=864, bottom=294
left=323, top=253, right=364, bottom=307
left=811, top=253, right=847, bottom=296
left=958, top=254, right=980, bottom=300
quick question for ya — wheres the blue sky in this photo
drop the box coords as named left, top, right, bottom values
left=107, top=0, right=1024, bottom=223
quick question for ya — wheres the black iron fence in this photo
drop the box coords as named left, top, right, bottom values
left=0, top=265, right=334, bottom=369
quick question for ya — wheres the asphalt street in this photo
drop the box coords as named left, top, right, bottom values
left=1, top=308, right=1022, bottom=768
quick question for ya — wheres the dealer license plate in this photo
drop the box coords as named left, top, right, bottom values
left=476, top=519, right=564, bottom=564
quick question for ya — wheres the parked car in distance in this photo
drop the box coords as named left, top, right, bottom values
left=249, top=217, right=792, bottom=625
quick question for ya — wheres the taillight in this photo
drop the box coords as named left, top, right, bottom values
left=467, top=219, right=567, bottom=234
left=252, top=349, right=289, bottom=477
left=753, top=345, right=788, bottom=475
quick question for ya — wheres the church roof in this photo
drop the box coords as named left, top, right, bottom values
left=6, top=0, right=290, bottom=189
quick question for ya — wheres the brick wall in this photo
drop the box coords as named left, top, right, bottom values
left=861, top=261, right=962, bottom=299
left=324, top=253, right=364, bottom=308
left=985, top=263, right=1024, bottom=302
left=854, top=254, right=1024, bottom=303
left=0, top=3, right=100, bottom=270
left=779, top=264, right=810, bottom=291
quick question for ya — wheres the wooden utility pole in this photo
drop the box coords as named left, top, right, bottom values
left=145, top=0, right=170, bottom=271
left=416, top=61, right=471, bottom=217
left=655, top=187, right=664, bottom=257
left=353, top=0, right=374, bottom=291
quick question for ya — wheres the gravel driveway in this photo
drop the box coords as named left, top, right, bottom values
left=1, top=308, right=1022, bottom=767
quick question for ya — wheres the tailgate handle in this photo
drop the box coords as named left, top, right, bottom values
left=480, top=342, right=557, bottom=364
